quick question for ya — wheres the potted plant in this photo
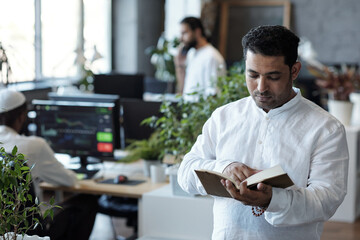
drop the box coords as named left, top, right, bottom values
left=142, top=62, right=249, bottom=195
left=307, top=63, right=360, bottom=125
left=145, top=34, right=180, bottom=93
left=0, top=145, right=57, bottom=240
left=144, top=62, right=249, bottom=162
left=298, top=38, right=360, bottom=125
left=120, top=130, right=165, bottom=177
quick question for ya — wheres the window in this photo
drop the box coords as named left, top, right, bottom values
left=164, top=0, right=201, bottom=40
left=83, top=0, right=111, bottom=75
left=0, top=0, right=111, bottom=84
left=0, top=0, right=35, bottom=83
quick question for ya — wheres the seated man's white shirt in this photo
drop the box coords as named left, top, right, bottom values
left=0, top=126, right=77, bottom=198
left=178, top=88, right=349, bottom=240
left=183, top=44, right=226, bottom=101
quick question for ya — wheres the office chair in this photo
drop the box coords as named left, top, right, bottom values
left=98, top=195, right=139, bottom=240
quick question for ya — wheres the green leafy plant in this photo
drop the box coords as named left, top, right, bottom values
left=0, top=145, right=58, bottom=239
left=120, top=130, right=164, bottom=163
left=142, top=62, right=249, bottom=162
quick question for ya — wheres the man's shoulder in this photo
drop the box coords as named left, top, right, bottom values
left=298, top=96, right=344, bottom=131
left=16, top=135, right=49, bottom=150
left=300, top=97, right=335, bottom=118
left=213, top=97, right=251, bottom=116
left=205, top=44, right=224, bottom=58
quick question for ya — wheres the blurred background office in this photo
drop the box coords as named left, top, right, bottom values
left=1, top=1, right=360, bottom=240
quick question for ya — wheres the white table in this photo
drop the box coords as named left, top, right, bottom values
left=330, top=126, right=360, bottom=222
left=139, top=184, right=214, bottom=240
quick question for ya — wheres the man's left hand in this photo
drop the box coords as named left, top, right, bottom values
left=221, top=180, right=273, bottom=208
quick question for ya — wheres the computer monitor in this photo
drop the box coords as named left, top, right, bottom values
left=93, top=73, right=145, bottom=99
left=120, top=99, right=162, bottom=145
left=48, top=92, right=120, bottom=105
left=32, top=99, right=120, bottom=174
left=47, top=92, right=122, bottom=148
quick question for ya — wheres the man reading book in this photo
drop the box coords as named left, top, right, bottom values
left=177, top=25, right=349, bottom=240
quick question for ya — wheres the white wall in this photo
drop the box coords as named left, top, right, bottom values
left=291, top=0, right=360, bottom=64
left=112, top=0, right=164, bottom=75
left=164, top=0, right=201, bottom=41
left=113, top=0, right=138, bottom=73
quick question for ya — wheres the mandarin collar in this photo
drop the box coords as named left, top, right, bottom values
left=254, top=87, right=302, bottom=117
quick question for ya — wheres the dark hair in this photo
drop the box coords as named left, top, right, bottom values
left=180, top=17, right=206, bottom=38
left=0, top=102, right=27, bottom=128
left=242, top=25, right=300, bottom=68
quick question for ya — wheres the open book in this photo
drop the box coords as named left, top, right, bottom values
left=195, top=164, right=294, bottom=198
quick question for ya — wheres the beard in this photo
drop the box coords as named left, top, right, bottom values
left=251, top=76, right=294, bottom=112
left=183, top=39, right=197, bottom=51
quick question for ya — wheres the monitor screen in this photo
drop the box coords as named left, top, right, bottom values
left=47, top=92, right=121, bottom=149
left=93, top=73, right=144, bottom=99
left=120, top=99, right=162, bottom=145
left=32, top=99, right=120, bottom=162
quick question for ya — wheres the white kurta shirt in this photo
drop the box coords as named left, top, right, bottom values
left=0, top=126, right=77, bottom=198
left=183, top=44, right=226, bottom=102
left=178, top=88, right=349, bottom=240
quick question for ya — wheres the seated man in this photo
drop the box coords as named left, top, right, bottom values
left=0, top=88, right=98, bottom=240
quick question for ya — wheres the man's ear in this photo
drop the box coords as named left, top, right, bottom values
left=19, top=111, right=27, bottom=126
left=291, top=62, right=302, bottom=81
left=195, top=28, right=202, bottom=38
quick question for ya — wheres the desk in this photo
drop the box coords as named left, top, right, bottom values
left=139, top=185, right=213, bottom=240
left=39, top=160, right=168, bottom=201
left=40, top=178, right=167, bottom=199
left=40, top=159, right=168, bottom=239
left=330, top=126, right=360, bottom=222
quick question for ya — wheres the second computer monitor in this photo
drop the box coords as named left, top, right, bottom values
left=120, top=98, right=162, bottom=145
left=93, top=73, right=144, bottom=99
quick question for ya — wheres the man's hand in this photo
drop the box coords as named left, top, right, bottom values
left=222, top=162, right=259, bottom=188
left=221, top=162, right=272, bottom=207
left=174, top=43, right=187, bottom=68
left=174, top=43, right=187, bottom=94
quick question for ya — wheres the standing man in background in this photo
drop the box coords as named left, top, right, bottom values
left=175, top=16, right=226, bottom=101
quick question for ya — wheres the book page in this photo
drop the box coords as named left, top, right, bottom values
left=245, top=165, right=285, bottom=186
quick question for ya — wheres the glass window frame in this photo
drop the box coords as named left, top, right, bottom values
left=3, top=0, right=111, bottom=84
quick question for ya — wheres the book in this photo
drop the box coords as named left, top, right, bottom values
left=194, top=164, right=294, bottom=198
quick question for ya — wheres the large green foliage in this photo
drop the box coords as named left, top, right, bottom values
left=143, top=62, right=249, bottom=162
left=0, top=145, right=58, bottom=239
left=121, top=130, right=164, bottom=162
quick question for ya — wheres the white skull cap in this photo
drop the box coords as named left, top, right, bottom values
left=0, top=88, right=26, bottom=113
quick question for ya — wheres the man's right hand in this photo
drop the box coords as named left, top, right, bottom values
left=174, top=44, right=187, bottom=68
left=222, top=162, right=260, bottom=189
left=221, top=163, right=272, bottom=208
left=174, top=43, right=187, bottom=94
